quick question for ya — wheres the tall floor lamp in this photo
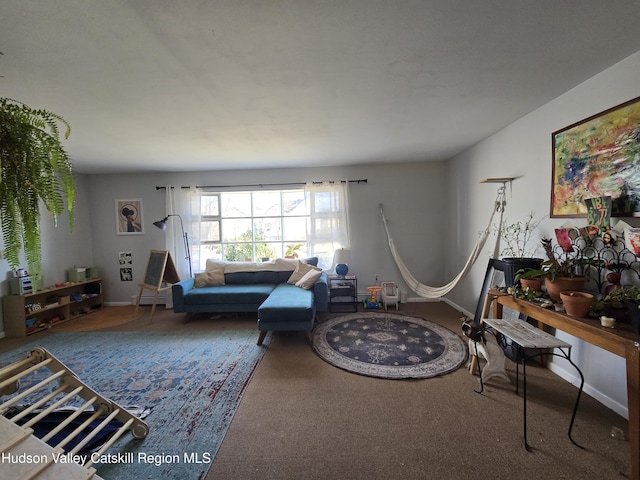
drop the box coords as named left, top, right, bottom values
left=153, top=214, right=193, bottom=278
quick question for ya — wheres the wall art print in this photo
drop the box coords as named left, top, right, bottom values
left=551, top=96, right=640, bottom=218
left=116, top=199, right=144, bottom=235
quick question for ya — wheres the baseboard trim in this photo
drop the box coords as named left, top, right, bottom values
left=441, top=297, right=472, bottom=319
left=548, top=362, right=628, bottom=419
left=105, top=301, right=135, bottom=307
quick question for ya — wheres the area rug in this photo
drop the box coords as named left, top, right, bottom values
left=51, top=305, right=144, bottom=332
left=0, top=329, right=269, bottom=479
left=312, top=311, right=468, bottom=379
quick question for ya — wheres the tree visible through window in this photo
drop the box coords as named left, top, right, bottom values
left=195, top=189, right=308, bottom=270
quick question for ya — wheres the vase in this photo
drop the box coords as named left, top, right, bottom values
left=560, top=291, right=593, bottom=318
left=545, top=276, right=586, bottom=302
left=501, top=257, right=544, bottom=288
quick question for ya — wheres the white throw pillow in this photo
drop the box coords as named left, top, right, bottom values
left=194, top=269, right=225, bottom=287
left=287, top=261, right=321, bottom=285
left=295, top=268, right=323, bottom=290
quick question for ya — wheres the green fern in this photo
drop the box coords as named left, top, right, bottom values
left=0, top=98, right=75, bottom=282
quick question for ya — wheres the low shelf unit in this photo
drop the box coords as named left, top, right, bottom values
left=2, top=278, right=103, bottom=337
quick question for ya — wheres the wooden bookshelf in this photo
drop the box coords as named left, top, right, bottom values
left=2, top=278, right=103, bottom=337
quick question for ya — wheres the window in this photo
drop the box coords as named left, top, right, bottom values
left=195, top=189, right=308, bottom=270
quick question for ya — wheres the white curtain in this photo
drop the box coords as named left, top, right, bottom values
left=163, top=186, right=201, bottom=282
left=304, top=181, right=351, bottom=271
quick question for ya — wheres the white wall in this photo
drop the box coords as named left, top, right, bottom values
left=85, top=162, right=446, bottom=305
left=445, top=51, right=640, bottom=417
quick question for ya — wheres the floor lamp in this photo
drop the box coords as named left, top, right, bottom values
left=153, top=214, right=193, bottom=278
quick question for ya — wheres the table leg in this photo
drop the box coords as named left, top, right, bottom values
left=523, top=350, right=529, bottom=450
left=627, top=343, right=640, bottom=480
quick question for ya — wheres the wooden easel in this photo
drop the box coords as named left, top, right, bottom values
left=135, top=250, right=180, bottom=321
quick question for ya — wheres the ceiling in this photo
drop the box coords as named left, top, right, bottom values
left=2, top=1, right=640, bottom=175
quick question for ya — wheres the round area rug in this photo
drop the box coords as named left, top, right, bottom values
left=312, top=311, right=468, bottom=379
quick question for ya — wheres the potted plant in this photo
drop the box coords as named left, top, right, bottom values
left=536, top=237, right=588, bottom=302
left=0, top=98, right=75, bottom=283
left=593, top=285, right=640, bottom=334
left=497, top=212, right=544, bottom=287
left=514, top=268, right=543, bottom=292
left=560, top=291, right=594, bottom=317
left=510, top=270, right=546, bottom=302
left=284, top=244, right=303, bottom=259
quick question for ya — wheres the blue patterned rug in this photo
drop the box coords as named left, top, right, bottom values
left=0, top=329, right=268, bottom=479
left=312, top=312, right=468, bottom=379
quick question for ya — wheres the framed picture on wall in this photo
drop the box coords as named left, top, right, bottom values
left=551, top=96, right=640, bottom=218
left=116, top=199, right=144, bottom=235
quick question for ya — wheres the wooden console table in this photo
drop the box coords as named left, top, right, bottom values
left=491, top=292, right=640, bottom=480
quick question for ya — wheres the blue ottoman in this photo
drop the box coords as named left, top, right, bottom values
left=257, top=283, right=316, bottom=345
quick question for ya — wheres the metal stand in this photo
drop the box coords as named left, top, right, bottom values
left=479, top=317, right=585, bottom=451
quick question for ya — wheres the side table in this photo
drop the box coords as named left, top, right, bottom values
left=329, top=277, right=358, bottom=312
left=480, top=316, right=584, bottom=451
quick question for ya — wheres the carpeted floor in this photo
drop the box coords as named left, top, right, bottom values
left=0, top=302, right=631, bottom=480
left=209, top=302, right=631, bottom=480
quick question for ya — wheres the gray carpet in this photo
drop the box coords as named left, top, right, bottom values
left=208, top=303, right=630, bottom=480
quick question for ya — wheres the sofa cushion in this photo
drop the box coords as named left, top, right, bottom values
left=183, top=284, right=276, bottom=305
left=223, top=271, right=278, bottom=285
left=258, top=283, right=315, bottom=324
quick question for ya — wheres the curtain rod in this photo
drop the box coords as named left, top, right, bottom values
left=155, top=179, right=367, bottom=190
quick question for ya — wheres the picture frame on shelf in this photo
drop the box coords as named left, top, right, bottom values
left=551, top=96, right=640, bottom=218
left=116, top=199, right=144, bottom=235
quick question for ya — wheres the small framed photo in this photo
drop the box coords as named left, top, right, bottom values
left=116, top=199, right=144, bottom=235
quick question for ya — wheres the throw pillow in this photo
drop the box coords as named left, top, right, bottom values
left=287, top=261, right=321, bottom=285
left=194, top=269, right=225, bottom=287
left=295, top=268, right=323, bottom=290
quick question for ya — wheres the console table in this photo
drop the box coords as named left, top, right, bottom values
left=491, top=292, right=640, bottom=480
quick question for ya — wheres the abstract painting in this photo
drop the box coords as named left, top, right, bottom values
left=551, top=96, right=640, bottom=217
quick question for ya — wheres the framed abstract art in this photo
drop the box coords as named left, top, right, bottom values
left=551, top=96, right=640, bottom=218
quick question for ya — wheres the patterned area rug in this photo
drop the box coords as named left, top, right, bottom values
left=0, top=329, right=268, bottom=479
left=312, top=312, right=468, bottom=379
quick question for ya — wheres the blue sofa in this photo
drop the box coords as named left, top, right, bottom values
left=171, top=258, right=328, bottom=345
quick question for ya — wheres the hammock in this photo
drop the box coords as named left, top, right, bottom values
left=379, top=187, right=506, bottom=299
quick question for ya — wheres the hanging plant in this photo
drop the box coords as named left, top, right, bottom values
left=0, top=98, right=75, bottom=282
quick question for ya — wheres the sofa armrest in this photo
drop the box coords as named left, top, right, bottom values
left=313, top=272, right=329, bottom=312
left=172, top=278, right=195, bottom=313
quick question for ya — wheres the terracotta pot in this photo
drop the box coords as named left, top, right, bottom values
left=519, top=277, right=543, bottom=292
left=560, top=291, right=593, bottom=317
left=545, top=276, right=586, bottom=302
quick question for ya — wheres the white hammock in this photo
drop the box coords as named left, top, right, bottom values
left=379, top=188, right=505, bottom=299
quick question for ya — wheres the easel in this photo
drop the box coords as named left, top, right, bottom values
left=135, top=249, right=180, bottom=321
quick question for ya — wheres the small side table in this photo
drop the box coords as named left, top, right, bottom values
left=479, top=317, right=585, bottom=451
left=329, top=277, right=358, bottom=312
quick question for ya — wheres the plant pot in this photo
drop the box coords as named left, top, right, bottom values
left=624, top=299, right=640, bottom=335
left=545, top=276, right=586, bottom=302
left=519, top=277, right=543, bottom=292
left=501, top=257, right=544, bottom=288
left=560, top=291, right=593, bottom=318
left=604, top=306, right=629, bottom=323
